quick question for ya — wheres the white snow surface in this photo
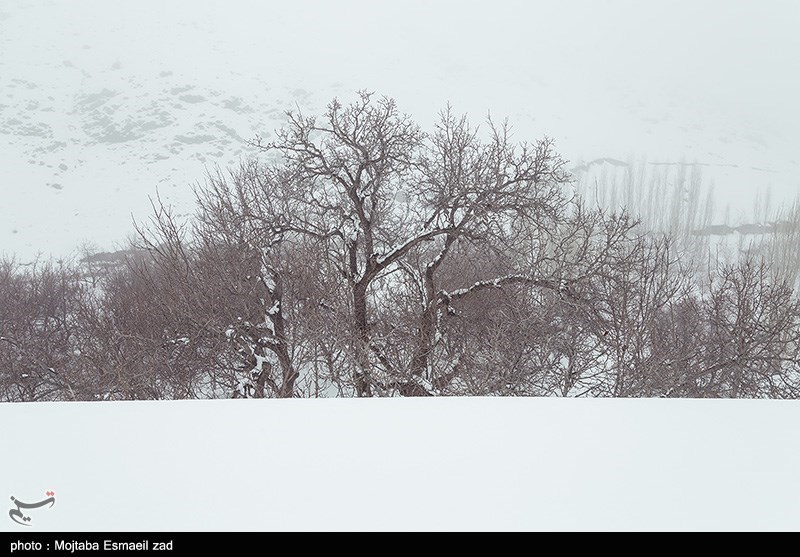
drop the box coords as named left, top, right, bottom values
left=2, top=397, right=800, bottom=531
left=1, top=1, right=799, bottom=261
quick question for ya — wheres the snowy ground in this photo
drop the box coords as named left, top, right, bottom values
left=2, top=397, right=799, bottom=531
left=1, top=1, right=799, bottom=261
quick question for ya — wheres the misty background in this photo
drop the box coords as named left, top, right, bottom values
left=1, top=0, right=799, bottom=260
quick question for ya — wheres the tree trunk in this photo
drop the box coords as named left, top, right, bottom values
left=353, top=282, right=373, bottom=397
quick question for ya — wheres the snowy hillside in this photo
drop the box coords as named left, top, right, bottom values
left=2, top=397, right=799, bottom=531
left=1, top=1, right=799, bottom=261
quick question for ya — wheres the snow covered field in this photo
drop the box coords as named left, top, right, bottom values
left=1, top=1, right=799, bottom=260
left=2, top=398, right=800, bottom=531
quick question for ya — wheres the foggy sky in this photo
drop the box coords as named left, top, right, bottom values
left=1, top=0, right=798, bottom=257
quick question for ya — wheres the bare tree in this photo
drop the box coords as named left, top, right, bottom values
left=254, top=93, right=579, bottom=395
left=0, top=258, right=82, bottom=401
left=4, top=91, right=800, bottom=402
left=678, top=254, right=800, bottom=398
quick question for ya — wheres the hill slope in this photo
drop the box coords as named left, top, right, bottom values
left=1, top=1, right=799, bottom=260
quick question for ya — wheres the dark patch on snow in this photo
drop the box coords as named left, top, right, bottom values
left=170, top=85, right=194, bottom=95
left=179, top=94, right=206, bottom=104
left=174, top=133, right=215, bottom=144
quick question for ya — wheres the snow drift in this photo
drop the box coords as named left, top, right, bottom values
left=2, top=397, right=799, bottom=531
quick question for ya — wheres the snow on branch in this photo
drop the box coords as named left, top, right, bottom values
left=442, top=274, right=561, bottom=302
left=375, top=227, right=456, bottom=269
